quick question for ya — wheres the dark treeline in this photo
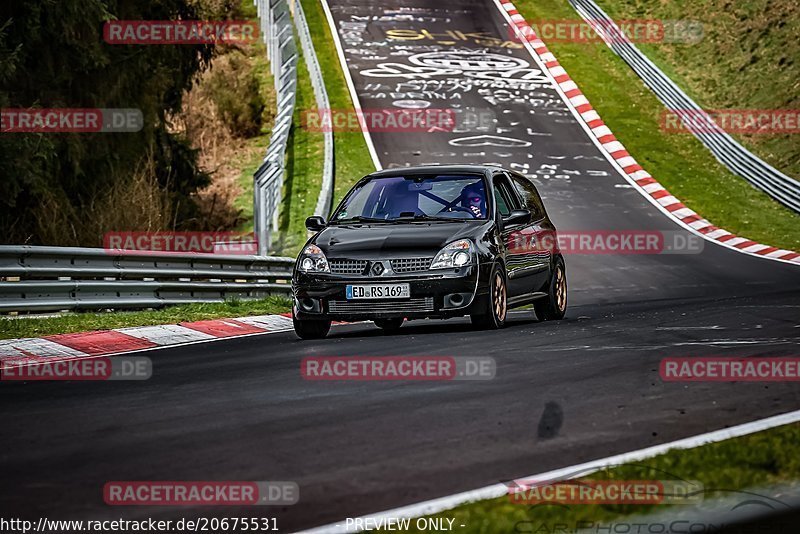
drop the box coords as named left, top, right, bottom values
left=0, top=0, right=241, bottom=245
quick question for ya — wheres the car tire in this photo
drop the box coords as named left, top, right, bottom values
left=534, top=257, right=567, bottom=321
left=374, top=318, right=404, bottom=332
left=470, top=263, right=507, bottom=329
left=293, top=311, right=331, bottom=340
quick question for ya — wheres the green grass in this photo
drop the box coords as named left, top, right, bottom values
left=299, top=0, right=377, bottom=205
left=240, top=0, right=376, bottom=256
left=224, top=0, right=275, bottom=236
left=231, top=0, right=329, bottom=253
left=276, top=45, right=326, bottom=256
left=0, top=297, right=291, bottom=341
left=232, top=138, right=260, bottom=235
left=232, top=38, right=274, bottom=236
left=514, top=0, right=800, bottom=251
left=597, top=0, right=799, bottom=180
left=390, top=422, right=800, bottom=533
left=0, top=0, right=377, bottom=340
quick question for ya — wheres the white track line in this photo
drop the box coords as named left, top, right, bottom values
left=0, top=320, right=372, bottom=370
left=491, top=0, right=799, bottom=268
left=0, top=328, right=289, bottom=370
left=298, top=409, right=800, bottom=533
left=297, top=1, right=800, bottom=531
left=319, top=0, right=382, bottom=170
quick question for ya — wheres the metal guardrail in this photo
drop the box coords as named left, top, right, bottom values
left=569, top=0, right=800, bottom=213
left=254, top=0, right=298, bottom=254
left=0, top=246, right=294, bottom=313
left=291, top=0, right=335, bottom=219
left=253, top=0, right=334, bottom=254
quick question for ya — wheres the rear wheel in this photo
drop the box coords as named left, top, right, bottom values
left=534, top=257, right=567, bottom=321
left=293, top=310, right=331, bottom=340
left=470, top=264, right=507, bottom=329
left=374, top=318, right=404, bottom=332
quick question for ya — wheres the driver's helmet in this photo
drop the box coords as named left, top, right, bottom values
left=460, top=182, right=486, bottom=218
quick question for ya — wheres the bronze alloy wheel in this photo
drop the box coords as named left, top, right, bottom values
left=554, top=264, right=566, bottom=314
left=494, top=270, right=507, bottom=322
left=534, top=257, right=567, bottom=321
left=471, top=263, right=507, bottom=329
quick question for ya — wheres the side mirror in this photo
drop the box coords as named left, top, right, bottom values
left=503, top=208, right=531, bottom=227
left=305, top=216, right=326, bottom=232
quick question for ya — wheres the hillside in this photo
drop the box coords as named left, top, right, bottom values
left=600, top=0, right=799, bottom=179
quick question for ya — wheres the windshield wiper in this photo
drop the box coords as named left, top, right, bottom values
left=333, top=214, right=467, bottom=224
left=404, top=214, right=468, bottom=222
left=331, top=216, right=393, bottom=225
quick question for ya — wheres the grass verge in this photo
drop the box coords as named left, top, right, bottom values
left=597, top=0, right=799, bottom=180
left=242, top=0, right=376, bottom=255
left=230, top=40, right=274, bottom=236
left=399, top=422, right=800, bottom=533
left=514, top=0, right=800, bottom=251
left=299, top=0, right=377, bottom=205
left=231, top=0, right=276, bottom=235
left=276, top=45, right=326, bottom=256
left=0, top=297, right=291, bottom=341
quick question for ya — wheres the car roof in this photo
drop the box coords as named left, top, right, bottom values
left=365, top=164, right=504, bottom=178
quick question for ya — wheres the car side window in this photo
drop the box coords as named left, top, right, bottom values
left=510, top=174, right=546, bottom=220
left=492, top=175, right=518, bottom=217
left=493, top=184, right=510, bottom=216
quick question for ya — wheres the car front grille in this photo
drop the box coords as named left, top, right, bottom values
left=328, top=297, right=434, bottom=314
left=390, top=257, right=433, bottom=273
left=329, top=259, right=368, bottom=275
left=328, top=258, right=433, bottom=275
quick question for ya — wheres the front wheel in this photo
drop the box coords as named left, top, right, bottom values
left=470, top=263, right=507, bottom=329
left=293, top=312, right=331, bottom=340
left=534, top=257, right=567, bottom=321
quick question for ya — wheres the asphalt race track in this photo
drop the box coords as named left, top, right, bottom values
left=2, top=0, right=799, bottom=531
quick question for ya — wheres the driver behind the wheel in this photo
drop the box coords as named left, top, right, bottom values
left=460, top=182, right=486, bottom=218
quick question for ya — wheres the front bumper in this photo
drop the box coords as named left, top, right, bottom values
left=292, top=264, right=486, bottom=321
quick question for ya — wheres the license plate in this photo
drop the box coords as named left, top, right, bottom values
left=346, top=283, right=410, bottom=300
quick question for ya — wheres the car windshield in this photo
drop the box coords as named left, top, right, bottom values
left=331, top=174, right=488, bottom=223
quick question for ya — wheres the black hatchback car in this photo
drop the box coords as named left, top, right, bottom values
left=291, top=165, right=567, bottom=339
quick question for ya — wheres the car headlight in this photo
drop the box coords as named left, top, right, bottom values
left=430, top=239, right=473, bottom=269
left=298, top=244, right=330, bottom=273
